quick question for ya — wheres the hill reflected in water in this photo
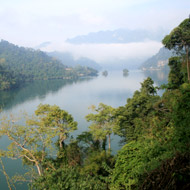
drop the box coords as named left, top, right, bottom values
left=0, top=78, right=93, bottom=110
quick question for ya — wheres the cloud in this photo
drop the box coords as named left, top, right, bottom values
left=43, top=41, right=162, bottom=63
left=0, top=0, right=189, bottom=47
left=79, top=12, right=108, bottom=26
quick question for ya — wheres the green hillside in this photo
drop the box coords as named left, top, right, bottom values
left=0, top=40, right=98, bottom=90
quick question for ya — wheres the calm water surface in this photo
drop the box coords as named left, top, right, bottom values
left=0, top=70, right=168, bottom=189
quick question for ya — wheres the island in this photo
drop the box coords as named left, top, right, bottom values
left=123, top=69, right=129, bottom=77
left=102, top=70, right=108, bottom=77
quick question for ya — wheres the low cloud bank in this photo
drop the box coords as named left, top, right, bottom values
left=43, top=41, right=162, bottom=64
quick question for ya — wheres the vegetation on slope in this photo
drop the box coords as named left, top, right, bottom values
left=0, top=40, right=98, bottom=91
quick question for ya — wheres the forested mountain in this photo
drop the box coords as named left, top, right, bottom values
left=47, top=51, right=101, bottom=70
left=0, top=40, right=98, bottom=90
left=66, top=28, right=167, bottom=44
left=140, top=47, right=174, bottom=70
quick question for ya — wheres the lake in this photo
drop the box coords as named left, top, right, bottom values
left=0, top=69, right=168, bottom=189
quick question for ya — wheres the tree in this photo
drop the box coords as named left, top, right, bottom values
left=140, top=77, right=157, bottom=95
left=31, top=165, right=109, bottom=190
left=0, top=104, right=77, bottom=177
left=28, top=104, right=77, bottom=149
left=0, top=117, right=54, bottom=176
left=31, top=131, right=114, bottom=190
left=86, top=103, right=115, bottom=151
left=162, top=18, right=190, bottom=81
left=123, top=69, right=129, bottom=77
left=167, top=56, right=185, bottom=89
left=102, top=70, right=108, bottom=77
left=0, top=40, right=98, bottom=91
left=114, top=78, right=159, bottom=142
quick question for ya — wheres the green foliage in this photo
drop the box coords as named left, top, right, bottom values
left=141, top=152, right=190, bottom=190
left=55, top=140, right=82, bottom=168
left=111, top=73, right=190, bottom=189
left=0, top=40, right=98, bottom=91
left=140, top=77, right=157, bottom=95
left=112, top=88, right=190, bottom=189
left=111, top=35, right=190, bottom=188
left=111, top=139, right=174, bottom=190
left=170, top=84, right=190, bottom=152
left=82, top=150, right=114, bottom=177
left=40, top=150, right=113, bottom=190
left=28, top=104, right=78, bottom=149
left=74, top=65, right=98, bottom=77
left=114, top=77, right=160, bottom=142
left=30, top=132, right=114, bottom=190
left=167, top=56, right=185, bottom=88
left=162, top=18, right=190, bottom=52
left=0, top=104, right=77, bottom=177
left=162, top=18, right=190, bottom=81
left=1, top=18, right=190, bottom=189
left=86, top=103, right=115, bottom=150
left=31, top=166, right=108, bottom=190
left=0, top=119, right=54, bottom=176
left=0, top=67, right=17, bottom=90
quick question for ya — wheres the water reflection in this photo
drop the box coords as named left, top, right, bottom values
left=0, top=70, right=169, bottom=112
left=102, top=70, right=108, bottom=77
left=0, top=78, right=93, bottom=110
left=123, top=72, right=129, bottom=77
left=143, top=69, right=169, bottom=86
left=0, top=70, right=170, bottom=190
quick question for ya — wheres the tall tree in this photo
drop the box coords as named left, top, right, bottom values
left=86, top=103, right=115, bottom=151
left=114, top=77, right=159, bottom=142
left=27, top=104, right=77, bottom=149
left=0, top=104, right=77, bottom=176
left=0, top=117, right=54, bottom=176
left=167, top=56, right=185, bottom=88
left=162, top=18, right=190, bottom=81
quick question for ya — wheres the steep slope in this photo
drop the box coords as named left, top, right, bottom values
left=0, top=40, right=98, bottom=90
left=140, top=47, right=174, bottom=70
left=47, top=51, right=101, bottom=70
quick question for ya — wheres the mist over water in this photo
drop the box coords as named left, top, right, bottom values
left=42, top=41, right=162, bottom=65
left=0, top=69, right=168, bottom=137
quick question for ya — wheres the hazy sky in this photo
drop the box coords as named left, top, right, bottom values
left=0, top=0, right=189, bottom=62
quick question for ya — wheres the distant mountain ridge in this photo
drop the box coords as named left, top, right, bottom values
left=140, top=47, right=174, bottom=70
left=47, top=51, right=101, bottom=70
left=66, top=28, right=167, bottom=44
left=34, top=41, right=51, bottom=49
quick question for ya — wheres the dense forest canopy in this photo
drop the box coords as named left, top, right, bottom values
left=0, top=18, right=190, bottom=189
left=0, top=40, right=98, bottom=91
left=162, top=18, right=190, bottom=81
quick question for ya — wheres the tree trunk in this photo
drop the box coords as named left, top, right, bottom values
left=35, top=162, right=42, bottom=176
left=59, top=140, right=63, bottom=148
left=8, top=134, right=43, bottom=176
left=102, top=138, right=106, bottom=150
left=59, top=134, right=66, bottom=149
left=108, top=134, right=111, bottom=151
left=186, top=46, right=190, bottom=82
